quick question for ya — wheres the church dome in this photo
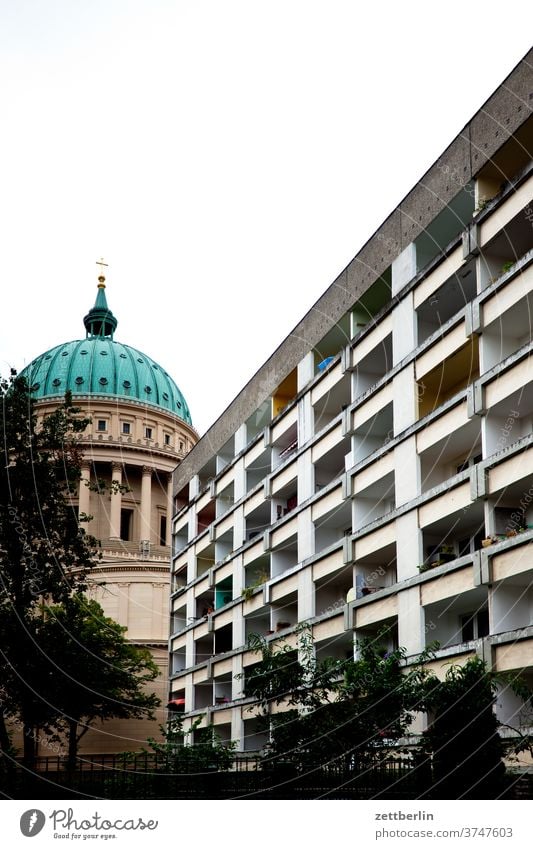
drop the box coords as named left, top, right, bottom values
left=20, top=279, right=192, bottom=424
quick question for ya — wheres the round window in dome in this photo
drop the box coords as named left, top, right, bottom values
left=162, top=392, right=169, bottom=401
left=52, top=378, right=61, bottom=387
left=176, top=400, right=182, bottom=409
left=80, top=350, right=88, bottom=355
left=44, top=354, right=52, bottom=360
left=61, top=351, right=69, bottom=357
left=99, top=377, right=108, bottom=386
left=31, top=382, right=40, bottom=391
left=119, top=353, right=127, bottom=359
left=123, top=380, right=131, bottom=389
left=75, top=376, right=84, bottom=385
left=144, top=386, right=152, bottom=394
left=100, top=351, right=108, bottom=356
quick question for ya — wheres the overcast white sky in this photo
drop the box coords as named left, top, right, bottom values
left=1, top=1, right=532, bottom=436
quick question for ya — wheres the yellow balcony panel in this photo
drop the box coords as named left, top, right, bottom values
left=311, top=360, right=343, bottom=406
left=414, top=245, right=463, bottom=310
left=416, top=399, right=469, bottom=454
left=243, top=539, right=264, bottom=566
left=213, top=608, right=233, bottom=628
left=193, top=574, right=210, bottom=597
left=242, top=592, right=265, bottom=614
left=212, top=657, right=233, bottom=677
left=352, top=383, right=394, bottom=430
left=416, top=320, right=468, bottom=381
left=480, top=173, right=533, bottom=246
left=355, top=595, right=398, bottom=628
left=172, top=598, right=186, bottom=615
left=173, top=550, right=188, bottom=572
left=196, top=489, right=212, bottom=514
left=271, top=404, right=298, bottom=443
left=270, top=698, right=293, bottom=715
left=271, top=574, right=299, bottom=602
left=313, top=614, right=344, bottom=642
left=313, top=548, right=344, bottom=581
left=354, top=452, right=395, bottom=494
left=352, top=314, right=393, bottom=366
left=215, top=466, right=235, bottom=497
left=193, top=621, right=209, bottom=640
left=422, top=652, right=475, bottom=680
left=494, top=637, right=533, bottom=672
left=417, top=337, right=479, bottom=419
left=311, top=423, right=343, bottom=463
left=195, top=534, right=212, bottom=557
left=485, top=357, right=533, bottom=409
left=213, top=560, right=233, bottom=583
left=171, top=636, right=187, bottom=653
left=483, top=264, right=533, bottom=327
left=242, top=649, right=257, bottom=667
left=271, top=460, right=297, bottom=495
left=420, top=566, right=474, bottom=606
left=241, top=702, right=263, bottom=719
left=271, top=515, right=298, bottom=548
left=212, top=708, right=232, bottom=725
left=492, top=543, right=533, bottom=581
left=193, top=667, right=209, bottom=684
left=245, top=438, right=267, bottom=467
left=174, top=516, right=188, bottom=536
left=311, top=483, right=343, bottom=522
left=419, top=482, right=471, bottom=527
left=488, top=448, right=533, bottom=495
left=244, top=488, right=266, bottom=517
left=215, top=512, right=234, bottom=539
left=355, top=522, right=396, bottom=560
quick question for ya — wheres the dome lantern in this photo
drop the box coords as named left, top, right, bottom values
left=83, top=276, right=118, bottom=340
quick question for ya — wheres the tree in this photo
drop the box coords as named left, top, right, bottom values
left=37, top=594, right=160, bottom=771
left=0, top=372, right=99, bottom=766
left=241, top=626, right=429, bottom=772
left=147, top=714, right=235, bottom=773
left=421, top=657, right=509, bottom=799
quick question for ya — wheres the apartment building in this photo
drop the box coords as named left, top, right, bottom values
left=170, top=52, right=533, bottom=751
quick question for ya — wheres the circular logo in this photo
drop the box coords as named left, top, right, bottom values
left=20, top=810, right=46, bottom=837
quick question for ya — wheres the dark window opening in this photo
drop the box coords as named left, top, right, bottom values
left=160, top=515, right=167, bottom=547
left=120, top=509, right=133, bottom=541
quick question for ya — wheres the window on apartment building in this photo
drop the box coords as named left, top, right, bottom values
left=97, top=419, right=107, bottom=432
left=145, top=427, right=153, bottom=439
left=122, top=422, right=131, bottom=435
left=461, top=609, right=489, bottom=642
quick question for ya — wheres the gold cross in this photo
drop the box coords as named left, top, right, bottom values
left=96, top=257, right=108, bottom=285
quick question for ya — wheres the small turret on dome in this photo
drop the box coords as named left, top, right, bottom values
left=83, top=275, right=118, bottom=339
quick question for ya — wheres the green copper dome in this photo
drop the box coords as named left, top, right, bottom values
left=20, top=282, right=192, bottom=424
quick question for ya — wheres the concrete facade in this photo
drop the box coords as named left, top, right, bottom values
left=170, top=53, right=533, bottom=756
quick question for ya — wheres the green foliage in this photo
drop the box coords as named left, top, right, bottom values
left=243, top=626, right=430, bottom=771
left=420, top=657, right=508, bottom=798
left=239, top=632, right=304, bottom=711
left=146, top=714, right=235, bottom=773
left=38, top=593, right=160, bottom=769
left=1, top=373, right=103, bottom=764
